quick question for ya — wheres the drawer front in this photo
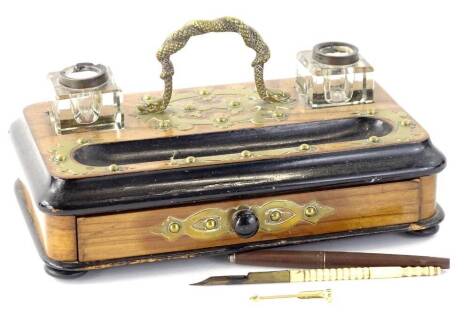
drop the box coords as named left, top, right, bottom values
left=77, top=178, right=433, bottom=262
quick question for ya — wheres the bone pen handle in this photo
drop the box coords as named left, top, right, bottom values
left=289, top=266, right=441, bottom=282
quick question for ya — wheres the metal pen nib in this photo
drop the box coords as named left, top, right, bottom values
left=191, top=275, right=249, bottom=286
left=250, top=289, right=333, bottom=302
left=191, top=270, right=290, bottom=286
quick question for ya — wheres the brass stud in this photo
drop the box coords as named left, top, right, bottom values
left=168, top=222, right=181, bottom=233
left=159, top=120, right=170, bottom=129
left=76, top=138, right=88, bottom=145
left=273, top=110, right=286, bottom=119
left=270, top=210, right=282, bottom=222
left=368, top=136, right=380, bottom=143
left=184, top=104, right=196, bottom=112
left=185, top=156, right=197, bottom=164
left=230, top=100, right=241, bottom=108
left=143, top=95, right=152, bottom=101
left=216, top=116, right=229, bottom=123
left=205, top=218, right=217, bottom=230
left=299, top=143, right=311, bottom=151
left=53, top=153, right=66, bottom=162
left=305, top=206, right=318, bottom=217
left=108, top=164, right=120, bottom=172
left=367, top=108, right=376, bottom=115
left=400, top=119, right=412, bottom=127
left=240, top=150, right=253, bottom=158
left=199, top=89, right=210, bottom=96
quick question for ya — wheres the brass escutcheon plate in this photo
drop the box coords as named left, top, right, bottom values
left=153, top=199, right=335, bottom=241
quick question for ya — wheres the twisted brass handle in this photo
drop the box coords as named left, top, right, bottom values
left=142, top=17, right=290, bottom=114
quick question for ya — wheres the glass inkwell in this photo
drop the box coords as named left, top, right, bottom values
left=48, top=62, right=124, bottom=134
left=296, top=42, right=374, bottom=107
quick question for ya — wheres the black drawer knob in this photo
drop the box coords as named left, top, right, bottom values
left=232, top=207, right=259, bottom=238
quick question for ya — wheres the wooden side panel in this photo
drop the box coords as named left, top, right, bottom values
left=78, top=180, right=425, bottom=262
left=420, top=175, right=437, bottom=219
left=20, top=181, right=77, bottom=261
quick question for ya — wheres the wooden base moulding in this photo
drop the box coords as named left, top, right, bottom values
left=17, top=175, right=438, bottom=267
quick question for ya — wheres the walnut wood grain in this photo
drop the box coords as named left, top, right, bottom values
left=17, top=180, right=77, bottom=261
left=77, top=177, right=435, bottom=262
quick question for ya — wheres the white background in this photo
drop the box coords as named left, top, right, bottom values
left=0, top=1, right=468, bottom=314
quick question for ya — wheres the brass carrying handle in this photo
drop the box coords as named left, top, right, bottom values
left=145, top=17, right=290, bottom=113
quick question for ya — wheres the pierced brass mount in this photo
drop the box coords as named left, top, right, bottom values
left=46, top=76, right=427, bottom=178
left=153, top=199, right=335, bottom=241
left=48, top=86, right=424, bottom=177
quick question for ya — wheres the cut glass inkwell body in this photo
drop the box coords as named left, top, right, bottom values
left=296, top=42, right=374, bottom=107
left=48, top=62, right=124, bottom=134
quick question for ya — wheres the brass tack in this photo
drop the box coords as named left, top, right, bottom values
left=299, top=143, right=311, bottom=151
left=205, top=218, right=217, bottom=230
left=230, top=100, right=241, bottom=107
left=400, top=119, right=411, bottom=127
left=368, top=136, right=380, bottom=143
left=54, top=154, right=66, bottom=162
left=185, top=156, right=196, bottom=164
left=168, top=222, right=181, bottom=233
left=184, top=104, right=196, bottom=111
left=143, top=95, right=152, bottom=101
left=108, top=164, right=120, bottom=172
left=159, top=120, right=170, bottom=129
left=273, top=111, right=286, bottom=118
left=270, top=210, right=282, bottom=222
left=216, top=116, right=228, bottom=123
left=240, top=150, right=253, bottom=158
left=199, top=89, right=210, bottom=96
left=367, top=108, right=376, bottom=115
left=305, top=206, right=318, bottom=217
left=76, top=138, right=88, bottom=145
